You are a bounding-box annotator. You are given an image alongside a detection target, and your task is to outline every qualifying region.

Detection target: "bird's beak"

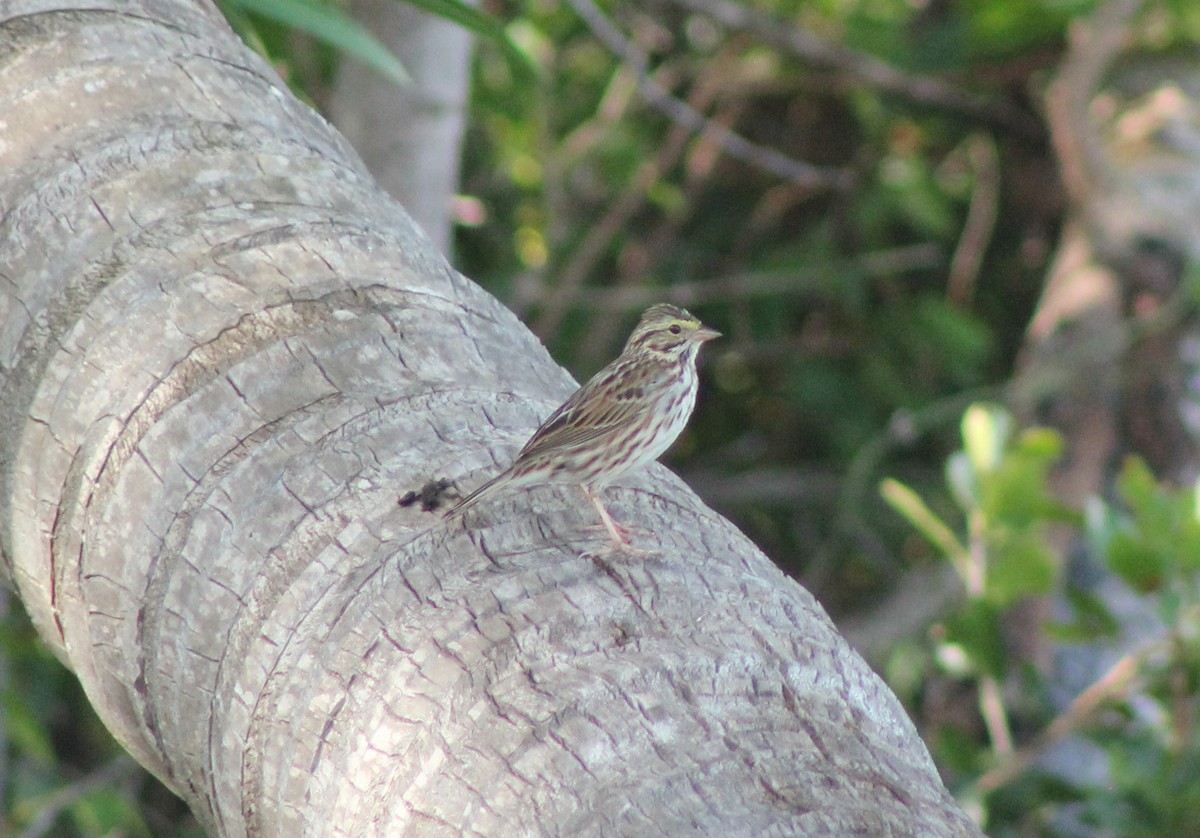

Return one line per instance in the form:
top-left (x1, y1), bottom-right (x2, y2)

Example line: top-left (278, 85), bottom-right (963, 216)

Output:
top-left (695, 325), bottom-right (721, 343)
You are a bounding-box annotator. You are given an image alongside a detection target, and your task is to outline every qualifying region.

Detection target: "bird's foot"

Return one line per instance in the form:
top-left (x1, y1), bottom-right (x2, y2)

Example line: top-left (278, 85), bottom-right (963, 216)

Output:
top-left (581, 487), bottom-right (659, 556)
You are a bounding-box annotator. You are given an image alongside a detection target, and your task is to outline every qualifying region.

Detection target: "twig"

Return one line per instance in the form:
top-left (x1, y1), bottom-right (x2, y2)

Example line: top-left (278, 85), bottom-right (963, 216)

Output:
top-left (1009, 271), bottom-right (1192, 411)
top-left (974, 645), bottom-right (1152, 793)
top-left (558, 66), bottom-right (640, 166)
top-left (979, 674), bottom-right (1015, 759)
top-left (666, 0), bottom-right (1044, 139)
top-left (573, 243), bottom-right (944, 311)
top-left (1045, 0), bottom-right (1145, 209)
top-left (574, 86), bottom-right (754, 359)
top-left (563, 0), bottom-right (850, 189)
top-left (839, 562), bottom-right (964, 663)
top-left (536, 47), bottom-right (724, 337)
top-left (947, 134), bottom-right (1001, 308)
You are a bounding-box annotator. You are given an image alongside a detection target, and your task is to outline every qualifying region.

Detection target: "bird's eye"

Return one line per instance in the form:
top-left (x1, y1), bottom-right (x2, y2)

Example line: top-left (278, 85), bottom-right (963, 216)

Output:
top-left (669, 324), bottom-right (682, 334)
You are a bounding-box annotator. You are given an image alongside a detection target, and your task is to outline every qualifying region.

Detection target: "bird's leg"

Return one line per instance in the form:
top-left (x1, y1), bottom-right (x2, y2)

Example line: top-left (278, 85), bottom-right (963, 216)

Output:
top-left (586, 487), bottom-right (629, 546)
top-left (582, 486), bottom-right (652, 555)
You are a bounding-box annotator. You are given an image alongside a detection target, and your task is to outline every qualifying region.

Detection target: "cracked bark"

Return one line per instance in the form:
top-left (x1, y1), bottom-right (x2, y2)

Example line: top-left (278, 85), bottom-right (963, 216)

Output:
top-left (0, 1), bottom-right (978, 835)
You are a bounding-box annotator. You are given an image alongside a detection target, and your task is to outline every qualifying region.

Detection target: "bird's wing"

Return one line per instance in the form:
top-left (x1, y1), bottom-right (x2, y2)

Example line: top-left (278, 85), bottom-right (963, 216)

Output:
top-left (515, 366), bottom-right (651, 461)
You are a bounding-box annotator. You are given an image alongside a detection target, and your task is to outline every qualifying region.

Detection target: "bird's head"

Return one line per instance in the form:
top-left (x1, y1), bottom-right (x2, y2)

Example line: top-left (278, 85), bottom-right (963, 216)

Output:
top-left (623, 304), bottom-right (721, 360)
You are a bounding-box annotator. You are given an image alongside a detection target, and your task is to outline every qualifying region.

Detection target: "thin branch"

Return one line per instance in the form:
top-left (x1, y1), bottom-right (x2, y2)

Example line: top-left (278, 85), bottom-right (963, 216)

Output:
top-left (573, 89), bottom-right (755, 359)
top-left (1045, 0), bottom-right (1145, 209)
top-left (979, 674), bottom-right (1015, 759)
top-left (666, 0), bottom-right (1044, 139)
top-left (947, 134), bottom-right (1001, 308)
top-left (563, 0), bottom-right (851, 190)
top-left (534, 47), bottom-right (727, 337)
top-left (839, 563), bottom-right (964, 663)
top-left (684, 465), bottom-right (843, 507)
top-left (974, 645), bottom-right (1153, 793)
top-left (573, 244), bottom-right (944, 311)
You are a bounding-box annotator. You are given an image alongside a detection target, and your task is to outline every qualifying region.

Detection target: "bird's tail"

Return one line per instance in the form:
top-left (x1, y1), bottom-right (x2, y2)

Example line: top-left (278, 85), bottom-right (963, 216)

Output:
top-left (444, 472), bottom-right (508, 519)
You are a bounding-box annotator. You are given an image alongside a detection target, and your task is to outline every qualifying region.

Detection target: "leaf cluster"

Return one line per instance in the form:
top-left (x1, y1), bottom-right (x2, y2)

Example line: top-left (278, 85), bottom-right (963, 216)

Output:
top-left (887, 405), bottom-right (1200, 834)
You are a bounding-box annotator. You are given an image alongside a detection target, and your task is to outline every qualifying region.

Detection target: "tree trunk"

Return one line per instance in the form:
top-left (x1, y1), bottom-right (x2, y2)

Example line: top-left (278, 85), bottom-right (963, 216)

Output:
top-left (328, 0), bottom-right (474, 257)
top-left (0, 1), bottom-right (977, 834)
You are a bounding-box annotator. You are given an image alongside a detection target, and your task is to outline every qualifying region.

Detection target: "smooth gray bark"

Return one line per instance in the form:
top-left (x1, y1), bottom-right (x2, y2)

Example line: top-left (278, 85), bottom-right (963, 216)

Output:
top-left (0, 1), bottom-right (978, 834)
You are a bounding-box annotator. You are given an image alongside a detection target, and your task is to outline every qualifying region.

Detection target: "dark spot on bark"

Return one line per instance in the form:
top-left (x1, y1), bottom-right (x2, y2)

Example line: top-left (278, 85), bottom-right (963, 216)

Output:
top-left (399, 478), bottom-right (458, 512)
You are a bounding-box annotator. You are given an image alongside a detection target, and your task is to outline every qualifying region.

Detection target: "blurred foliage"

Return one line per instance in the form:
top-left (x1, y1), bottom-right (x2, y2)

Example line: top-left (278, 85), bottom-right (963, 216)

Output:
top-left (887, 405), bottom-right (1200, 834)
top-left (6, 0), bottom-right (1200, 834)
top-left (0, 595), bottom-right (202, 836)
top-left (213, 0), bottom-right (532, 104)
top-left (218, 0), bottom-right (412, 84)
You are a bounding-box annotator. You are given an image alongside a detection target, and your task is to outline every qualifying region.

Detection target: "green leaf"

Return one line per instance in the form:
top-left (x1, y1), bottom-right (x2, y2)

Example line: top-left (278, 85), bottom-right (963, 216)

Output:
top-left (986, 530), bottom-right (1056, 604)
top-left (224, 0), bottom-right (411, 84)
top-left (942, 599), bottom-right (1006, 678)
top-left (913, 297), bottom-right (992, 384)
top-left (879, 152), bottom-right (959, 238)
top-left (965, 0), bottom-right (1091, 59)
top-left (216, 0), bottom-right (272, 58)
top-left (933, 723), bottom-right (986, 775)
top-left (1012, 426), bottom-right (1064, 460)
top-left (880, 477), bottom-right (967, 562)
top-left (1102, 457), bottom-right (1200, 588)
top-left (946, 450), bottom-right (978, 511)
top-left (1107, 531), bottom-right (1165, 593)
top-left (976, 424), bottom-right (1065, 526)
top-left (882, 638), bottom-right (929, 701)
top-left (962, 402), bottom-right (1012, 477)
top-left (1116, 456), bottom-right (1161, 519)
top-left (1178, 481), bottom-right (1200, 571)
top-left (1085, 494), bottom-right (1122, 556)
top-left (69, 787), bottom-right (149, 837)
top-left (985, 453), bottom-right (1056, 526)
top-left (1157, 585), bottom-right (1182, 627)
top-left (1, 689), bottom-right (56, 764)
top-left (1046, 588), bottom-right (1118, 643)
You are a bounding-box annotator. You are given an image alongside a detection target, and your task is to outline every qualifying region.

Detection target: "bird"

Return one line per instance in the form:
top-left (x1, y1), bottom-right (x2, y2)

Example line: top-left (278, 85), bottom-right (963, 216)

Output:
top-left (445, 303), bottom-right (720, 552)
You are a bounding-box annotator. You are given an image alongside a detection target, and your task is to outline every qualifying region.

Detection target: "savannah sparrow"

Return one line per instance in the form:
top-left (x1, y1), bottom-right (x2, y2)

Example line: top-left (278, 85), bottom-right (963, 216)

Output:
top-left (446, 303), bottom-right (720, 551)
